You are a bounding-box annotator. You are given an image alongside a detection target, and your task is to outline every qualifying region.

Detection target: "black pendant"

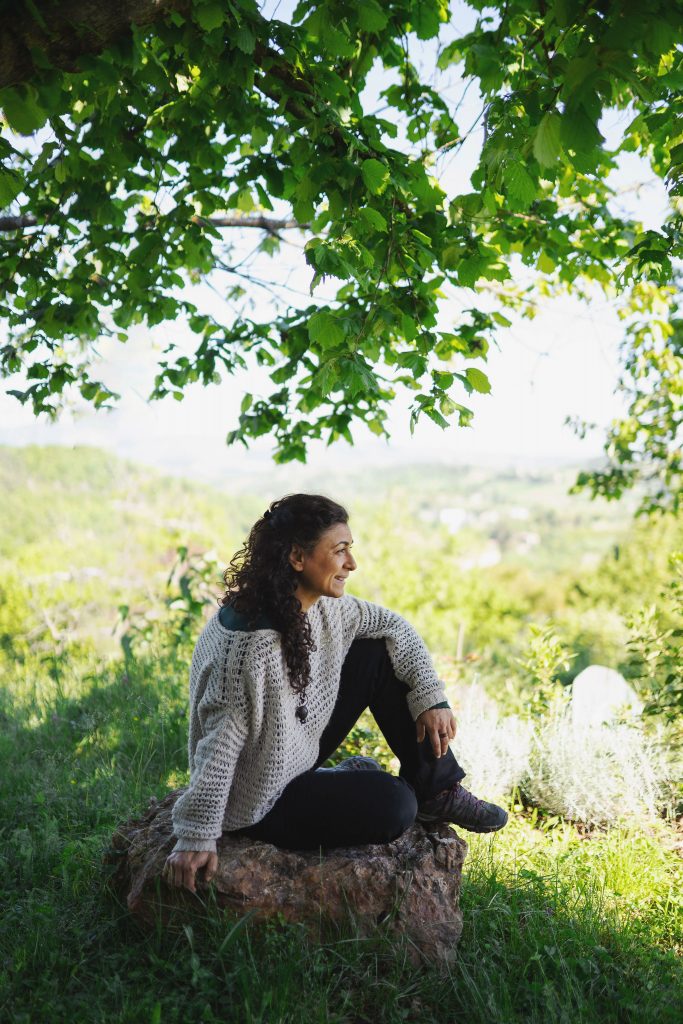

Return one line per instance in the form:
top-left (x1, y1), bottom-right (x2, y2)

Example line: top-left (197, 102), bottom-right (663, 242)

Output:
top-left (295, 704), bottom-right (308, 723)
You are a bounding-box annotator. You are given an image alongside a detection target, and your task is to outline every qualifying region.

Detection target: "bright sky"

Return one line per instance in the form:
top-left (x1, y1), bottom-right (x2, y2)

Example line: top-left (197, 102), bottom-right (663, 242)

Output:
top-left (0, 2), bottom-right (670, 488)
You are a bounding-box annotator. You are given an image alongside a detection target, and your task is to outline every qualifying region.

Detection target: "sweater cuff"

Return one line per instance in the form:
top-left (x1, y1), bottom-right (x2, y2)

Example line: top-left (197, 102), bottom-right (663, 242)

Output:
top-left (406, 685), bottom-right (448, 721)
top-left (172, 836), bottom-right (218, 854)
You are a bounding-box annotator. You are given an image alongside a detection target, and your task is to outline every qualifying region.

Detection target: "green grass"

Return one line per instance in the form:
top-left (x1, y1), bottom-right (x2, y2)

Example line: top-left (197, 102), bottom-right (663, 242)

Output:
top-left (1, 642), bottom-right (681, 1024)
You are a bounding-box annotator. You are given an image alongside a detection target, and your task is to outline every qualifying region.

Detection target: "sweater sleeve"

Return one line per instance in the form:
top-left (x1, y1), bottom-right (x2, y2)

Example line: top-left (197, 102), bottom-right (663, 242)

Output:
top-left (341, 595), bottom-right (448, 720)
top-left (171, 671), bottom-right (249, 855)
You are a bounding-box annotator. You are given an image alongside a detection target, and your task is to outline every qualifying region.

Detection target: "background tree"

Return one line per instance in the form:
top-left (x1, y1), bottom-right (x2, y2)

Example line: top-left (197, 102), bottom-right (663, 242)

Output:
top-left (1, 0), bottom-right (681, 509)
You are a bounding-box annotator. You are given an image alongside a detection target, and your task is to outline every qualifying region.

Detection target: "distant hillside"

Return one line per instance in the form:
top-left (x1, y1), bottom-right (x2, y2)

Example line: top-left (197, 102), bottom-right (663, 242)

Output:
top-left (1, 444), bottom-right (643, 573)
top-left (0, 444), bottom-right (668, 666)
top-left (1, 444), bottom-right (637, 577)
top-left (0, 446), bottom-right (268, 647)
top-left (0, 444), bottom-right (262, 564)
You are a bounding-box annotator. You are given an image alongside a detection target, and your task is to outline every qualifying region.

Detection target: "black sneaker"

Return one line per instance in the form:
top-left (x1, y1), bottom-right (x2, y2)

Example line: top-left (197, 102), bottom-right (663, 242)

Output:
top-left (417, 782), bottom-right (508, 833)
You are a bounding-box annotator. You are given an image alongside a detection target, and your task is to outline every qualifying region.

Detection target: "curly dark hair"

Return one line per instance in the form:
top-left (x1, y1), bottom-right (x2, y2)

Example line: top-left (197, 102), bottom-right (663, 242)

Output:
top-left (221, 493), bottom-right (349, 694)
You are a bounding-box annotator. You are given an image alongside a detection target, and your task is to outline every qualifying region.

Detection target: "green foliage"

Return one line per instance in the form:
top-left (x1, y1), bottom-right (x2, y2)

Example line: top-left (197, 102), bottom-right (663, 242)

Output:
top-left (0, 2), bottom-right (681, 507)
top-left (516, 623), bottom-right (575, 718)
top-left (570, 285), bottom-right (683, 515)
top-left (626, 552), bottom-right (683, 728)
top-left (118, 544), bottom-right (223, 658)
top-left (0, 573), bottom-right (35, 663)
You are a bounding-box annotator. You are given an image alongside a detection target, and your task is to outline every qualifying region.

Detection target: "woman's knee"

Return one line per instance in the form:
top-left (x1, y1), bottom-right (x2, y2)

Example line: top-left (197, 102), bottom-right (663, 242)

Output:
top-left (372, 777), bottom-right (417, 842)
top-left (342, 636), bottom-right (388, 675)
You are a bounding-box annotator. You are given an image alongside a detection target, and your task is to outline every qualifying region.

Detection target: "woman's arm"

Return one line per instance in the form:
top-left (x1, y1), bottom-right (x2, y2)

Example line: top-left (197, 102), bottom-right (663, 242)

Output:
top-left (170, 679), bottom-right (249, 855)
top-left (339, 595), bottom-right (448, 720)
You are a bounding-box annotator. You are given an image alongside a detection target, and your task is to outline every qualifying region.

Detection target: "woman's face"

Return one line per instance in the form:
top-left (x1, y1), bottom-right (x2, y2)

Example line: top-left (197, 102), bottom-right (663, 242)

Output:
top-left (289, 522), bottom-right (357, 611)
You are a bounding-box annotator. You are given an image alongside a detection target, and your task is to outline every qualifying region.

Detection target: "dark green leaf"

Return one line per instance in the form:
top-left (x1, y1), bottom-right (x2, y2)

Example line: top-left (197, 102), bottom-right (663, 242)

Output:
top-left (0, 85), bottom-right (48, 134)
top-left (308, 311), bottom-right (345, 348)
top-left (194, 3), bottom-right (225, 32)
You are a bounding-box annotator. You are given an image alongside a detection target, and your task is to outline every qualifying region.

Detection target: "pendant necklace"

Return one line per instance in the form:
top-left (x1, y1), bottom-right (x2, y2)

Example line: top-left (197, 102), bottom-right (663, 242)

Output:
top-left (295, 689), bottom-right (308, 723)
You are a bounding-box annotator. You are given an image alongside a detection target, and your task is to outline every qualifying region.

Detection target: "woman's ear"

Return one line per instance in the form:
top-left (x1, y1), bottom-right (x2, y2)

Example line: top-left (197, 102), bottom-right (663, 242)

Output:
top-left (288, 544), bottom-right (305, 572)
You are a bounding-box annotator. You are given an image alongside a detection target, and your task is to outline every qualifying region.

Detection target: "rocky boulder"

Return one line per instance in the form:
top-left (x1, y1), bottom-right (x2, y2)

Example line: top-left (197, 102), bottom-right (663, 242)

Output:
top-left (104, 788), bottom-right (467, 964)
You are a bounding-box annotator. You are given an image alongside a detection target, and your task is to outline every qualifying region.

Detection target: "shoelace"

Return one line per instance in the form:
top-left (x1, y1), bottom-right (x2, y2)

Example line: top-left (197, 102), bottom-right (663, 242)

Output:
top-left (443, 783), bottom-right (487, 819)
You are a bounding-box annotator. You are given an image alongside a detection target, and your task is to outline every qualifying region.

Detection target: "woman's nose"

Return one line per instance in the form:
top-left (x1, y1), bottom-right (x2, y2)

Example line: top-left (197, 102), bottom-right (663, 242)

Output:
top-left (346, 553), bottom-right (357, 571)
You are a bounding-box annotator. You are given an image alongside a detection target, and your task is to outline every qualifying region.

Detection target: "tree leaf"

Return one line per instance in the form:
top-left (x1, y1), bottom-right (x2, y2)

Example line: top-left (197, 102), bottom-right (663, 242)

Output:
top-left (560, 107), bottom-right (604, 154)
top-left (358, 2), bottom-right (388, 32)
top-left (537, 251), bottom-right (556, 273)
top-left (411, 228), bottom-right (432, 246)
top-left (194, 3), bottom-right (225, 32)
top-left (433, 370), bottom-right (454, 389)
top-left (465, 367), bottom-right (492, 393)
top-left (533, 112), bottom-right (562, 167)
top-left (0, 85), bottom-right (48, 134)
top-left (367, 417), bottom-right (385, 435)
top-left (0, 170), bottom-right (22, 206)
top-left (308, 311), bottom-right (345, 348)
top-left (503, 162), bottom-right (537, 208)
top-left (358, 207), bottom-right (387, 232)
top-left (361, 158), bottom-right (390, 195)
top-left (235, 25), bottom-right (256, 54)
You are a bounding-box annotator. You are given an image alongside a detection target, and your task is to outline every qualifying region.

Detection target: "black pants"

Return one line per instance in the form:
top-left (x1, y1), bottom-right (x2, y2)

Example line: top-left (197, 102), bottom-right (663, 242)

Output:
top-left (239, 638), bottom-right (465, 850)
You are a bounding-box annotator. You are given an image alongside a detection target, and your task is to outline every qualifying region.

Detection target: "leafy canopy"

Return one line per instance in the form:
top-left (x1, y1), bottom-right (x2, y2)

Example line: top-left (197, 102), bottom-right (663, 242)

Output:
top-left (0, 0), bottom-right (682, 510)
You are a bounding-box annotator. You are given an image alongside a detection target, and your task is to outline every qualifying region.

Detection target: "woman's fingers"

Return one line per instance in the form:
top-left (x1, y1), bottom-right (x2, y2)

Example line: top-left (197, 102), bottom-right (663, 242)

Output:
top-left (203, 852), bottom-right (218, 883)
top-left (416, 710), bottom-right (457, 758)
top-left (163, 851), bottom-right (216, 893)
top-left (162, 858), bottom-right (174, 886)
top-left (183, 860), bottom-right (198, 893)
top-left (429, 724), bottom-right (442, 758)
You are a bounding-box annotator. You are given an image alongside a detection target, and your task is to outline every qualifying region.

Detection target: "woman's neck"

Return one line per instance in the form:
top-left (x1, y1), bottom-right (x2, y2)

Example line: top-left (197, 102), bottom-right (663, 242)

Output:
top-left (296, 589), bottom-right (320, 613)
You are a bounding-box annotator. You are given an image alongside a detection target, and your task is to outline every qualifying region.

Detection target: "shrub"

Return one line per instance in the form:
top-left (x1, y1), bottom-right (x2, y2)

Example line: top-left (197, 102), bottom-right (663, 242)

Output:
top-left (522, 704), bottom-right (674, 826)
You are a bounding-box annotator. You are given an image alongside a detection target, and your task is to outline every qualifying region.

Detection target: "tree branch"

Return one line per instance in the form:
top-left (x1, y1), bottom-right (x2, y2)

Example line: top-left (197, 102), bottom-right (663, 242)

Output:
top-left (198, 214), bottom-right (308, 232)
top-left (0, 0), bottom-right (190, 89)
top-left (0, 213), bottom-right (307, 233)
top-left (0, 215), bottom-right (38, 231)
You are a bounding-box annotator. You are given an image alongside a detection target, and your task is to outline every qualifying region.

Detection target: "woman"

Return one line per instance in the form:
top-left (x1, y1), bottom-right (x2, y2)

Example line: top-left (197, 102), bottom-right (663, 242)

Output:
top-left (163, 494), bottom-right (507, 894)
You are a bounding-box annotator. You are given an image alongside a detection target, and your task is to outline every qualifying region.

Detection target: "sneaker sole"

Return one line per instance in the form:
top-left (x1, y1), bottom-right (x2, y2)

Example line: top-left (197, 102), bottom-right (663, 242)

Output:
top-left (416, 811), bottom-right (508, 833)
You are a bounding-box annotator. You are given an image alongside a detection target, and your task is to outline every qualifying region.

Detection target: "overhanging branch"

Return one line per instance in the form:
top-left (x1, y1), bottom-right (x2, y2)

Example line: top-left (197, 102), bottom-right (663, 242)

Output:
top-left (0, 215), bottom-right (38, 231)
top-left (0, 212), bottom-right (306, 233)
top-left (196, 214), bottom-right (308, 232)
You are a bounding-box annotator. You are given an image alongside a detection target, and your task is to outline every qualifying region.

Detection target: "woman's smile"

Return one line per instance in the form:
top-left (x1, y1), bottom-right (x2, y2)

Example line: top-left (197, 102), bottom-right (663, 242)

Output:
top-left (290, 523), bottom-right (357, 610)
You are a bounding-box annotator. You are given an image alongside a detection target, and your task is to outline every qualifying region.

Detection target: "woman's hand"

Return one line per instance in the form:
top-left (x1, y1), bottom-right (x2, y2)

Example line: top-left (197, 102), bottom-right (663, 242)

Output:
top-left (416, 708), bottom-right (457, 758)
top-left (162, 850), bottom-right (218, 894)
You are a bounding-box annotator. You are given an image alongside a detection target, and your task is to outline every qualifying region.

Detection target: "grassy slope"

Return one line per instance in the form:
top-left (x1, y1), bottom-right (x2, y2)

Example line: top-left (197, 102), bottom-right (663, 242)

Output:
top-left (1, 445), bottom-right (681, 1022)
top-left (1, 646), bottom-right (681, 1024)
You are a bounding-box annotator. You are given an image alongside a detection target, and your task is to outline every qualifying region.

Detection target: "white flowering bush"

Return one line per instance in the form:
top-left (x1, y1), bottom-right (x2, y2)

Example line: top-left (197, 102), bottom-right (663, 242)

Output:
top-left (447, 681), bottom-right (533, 801)
top-left (448, 680), bottom-right (676, 825)
top-left (523, 704), bottom-right (674, 826)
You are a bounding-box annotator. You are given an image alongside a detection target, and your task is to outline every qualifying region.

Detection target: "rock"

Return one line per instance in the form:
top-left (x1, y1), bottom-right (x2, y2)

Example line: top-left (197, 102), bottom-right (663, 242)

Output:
top-left (571, 665), bottom-right (643, 729)
top-left (104, 789), bottom-right (467, 965)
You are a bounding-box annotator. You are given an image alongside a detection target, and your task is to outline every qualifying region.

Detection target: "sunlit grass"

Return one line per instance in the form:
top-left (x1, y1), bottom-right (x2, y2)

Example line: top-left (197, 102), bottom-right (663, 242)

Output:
top-left (1, 642), bottom-right (681, 1023)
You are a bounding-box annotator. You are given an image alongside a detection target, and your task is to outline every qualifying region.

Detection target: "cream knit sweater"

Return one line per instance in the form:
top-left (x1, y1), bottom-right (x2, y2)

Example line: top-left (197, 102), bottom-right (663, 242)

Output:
top-left (171, 593), bottom-right (447, 853)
